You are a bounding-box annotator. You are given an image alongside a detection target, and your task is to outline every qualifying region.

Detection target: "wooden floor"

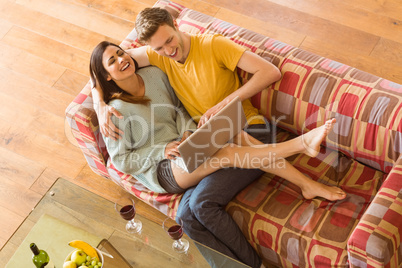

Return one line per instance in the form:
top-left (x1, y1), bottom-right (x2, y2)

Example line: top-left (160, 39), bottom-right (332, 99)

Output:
top-left (0, 0), bottom-right (401, 262)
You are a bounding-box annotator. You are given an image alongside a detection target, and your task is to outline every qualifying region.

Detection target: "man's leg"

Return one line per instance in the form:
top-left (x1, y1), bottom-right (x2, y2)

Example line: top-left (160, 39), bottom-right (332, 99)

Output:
top-left (176, 124), bottom-right (272, 268)
top-left (189, 168), bottom-right (265, 267)
top-left (177, 187), bottom-right (244, 260)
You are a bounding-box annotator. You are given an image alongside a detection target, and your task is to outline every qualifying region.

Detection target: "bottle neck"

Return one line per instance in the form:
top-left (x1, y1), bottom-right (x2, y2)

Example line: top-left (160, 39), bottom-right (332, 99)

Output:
top-left (30, 243), bottom-right (40, 255)
top-left (30, 243), bottom-right (51, 268)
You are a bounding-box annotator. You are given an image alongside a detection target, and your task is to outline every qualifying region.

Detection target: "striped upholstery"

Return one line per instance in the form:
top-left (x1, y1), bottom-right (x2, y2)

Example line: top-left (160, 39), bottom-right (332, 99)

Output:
top-left (65, 0), bottom-right (402, 267)
top-left (347, 156), bottom-right (402, 267)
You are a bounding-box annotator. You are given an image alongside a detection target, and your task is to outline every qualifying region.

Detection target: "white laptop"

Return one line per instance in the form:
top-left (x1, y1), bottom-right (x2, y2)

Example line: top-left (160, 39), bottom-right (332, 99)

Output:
top-left (177, 96), bottom-right (247, 173)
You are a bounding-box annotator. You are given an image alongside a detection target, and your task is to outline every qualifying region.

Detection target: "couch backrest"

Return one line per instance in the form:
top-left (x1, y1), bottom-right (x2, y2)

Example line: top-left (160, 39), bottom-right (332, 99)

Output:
top-left (70, 0), bottom-right (402, 174)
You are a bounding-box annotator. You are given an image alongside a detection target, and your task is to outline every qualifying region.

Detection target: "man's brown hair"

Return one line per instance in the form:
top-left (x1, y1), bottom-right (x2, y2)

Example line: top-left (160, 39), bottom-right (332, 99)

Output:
top-left (135, 7), bottom-right (175, 43)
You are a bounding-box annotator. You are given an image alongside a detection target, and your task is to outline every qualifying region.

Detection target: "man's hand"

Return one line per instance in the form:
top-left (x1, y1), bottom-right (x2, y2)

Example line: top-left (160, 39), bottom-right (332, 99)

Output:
top-left (197, 98), bottom-right (231, 128)
top-left (164, 141), bottom-right (181, 160)
top-left (91, 76), bottom-right (124, 140)
top-left (98, 102), bottom-right (124, 141)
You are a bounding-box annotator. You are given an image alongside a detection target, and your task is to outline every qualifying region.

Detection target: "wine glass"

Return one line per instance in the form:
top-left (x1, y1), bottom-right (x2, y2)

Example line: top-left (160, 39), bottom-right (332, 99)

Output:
top-left (162, 217), bottom-right (189, 253)
top-left (115, 197), bottom-right (142, 234)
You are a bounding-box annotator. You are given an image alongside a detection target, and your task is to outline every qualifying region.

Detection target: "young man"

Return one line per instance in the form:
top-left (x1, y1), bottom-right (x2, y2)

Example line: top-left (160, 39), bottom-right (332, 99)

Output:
top-left (93, 7), bottom-right (345, 268)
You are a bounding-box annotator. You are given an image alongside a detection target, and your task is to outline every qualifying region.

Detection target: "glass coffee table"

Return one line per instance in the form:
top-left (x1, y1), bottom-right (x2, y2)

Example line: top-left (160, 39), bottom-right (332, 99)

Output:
top-left (2, 178), bottom-right (250, 268)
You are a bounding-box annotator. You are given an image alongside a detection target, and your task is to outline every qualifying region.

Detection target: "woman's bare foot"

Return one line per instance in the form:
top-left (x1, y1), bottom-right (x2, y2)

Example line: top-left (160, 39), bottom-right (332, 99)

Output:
top-left (301, 118), bottom-right (336, 158)
top-left (301, 180), bottom-right (346, 201)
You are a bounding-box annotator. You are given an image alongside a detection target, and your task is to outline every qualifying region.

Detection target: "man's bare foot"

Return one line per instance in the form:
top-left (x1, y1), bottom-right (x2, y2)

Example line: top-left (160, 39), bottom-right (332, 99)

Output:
top-left (301, 180), bottom-right (346, 201)
top-left (301, 118), bottom-right (336, 158)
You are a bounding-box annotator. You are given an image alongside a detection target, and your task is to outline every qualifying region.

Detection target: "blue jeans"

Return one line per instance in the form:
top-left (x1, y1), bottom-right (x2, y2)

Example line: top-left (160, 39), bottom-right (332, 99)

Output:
top-left (176, 124), bottom-right (273, 268)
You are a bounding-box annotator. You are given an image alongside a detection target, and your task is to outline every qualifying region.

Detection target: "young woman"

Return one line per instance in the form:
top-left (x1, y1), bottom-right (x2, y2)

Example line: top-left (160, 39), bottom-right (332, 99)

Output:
top-left (90, 41), bottom-right (346, 201)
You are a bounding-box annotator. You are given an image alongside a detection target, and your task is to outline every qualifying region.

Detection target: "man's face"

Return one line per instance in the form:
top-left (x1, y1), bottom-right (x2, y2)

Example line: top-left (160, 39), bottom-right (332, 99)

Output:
top-left (146, 23), bottom-right (187, 63)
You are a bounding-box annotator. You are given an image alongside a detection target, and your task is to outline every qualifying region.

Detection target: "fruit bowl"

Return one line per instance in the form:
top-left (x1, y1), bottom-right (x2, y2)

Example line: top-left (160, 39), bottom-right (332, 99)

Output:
top-left (64, 247), bottom-right (104, 268)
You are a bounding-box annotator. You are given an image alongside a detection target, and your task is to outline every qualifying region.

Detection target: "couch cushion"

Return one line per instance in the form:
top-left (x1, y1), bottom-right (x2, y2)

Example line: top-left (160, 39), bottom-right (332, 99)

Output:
top-left (269, 51), bottom-right (402, 174)
top-left (226, 132), bottom-right (386, 267)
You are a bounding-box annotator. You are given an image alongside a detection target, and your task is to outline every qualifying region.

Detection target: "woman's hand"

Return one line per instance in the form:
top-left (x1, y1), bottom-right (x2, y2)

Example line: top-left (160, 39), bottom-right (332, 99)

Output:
top-left (164, 141), bottom-right (181, 160)
top-left (97, 102), bottom-right (124, 141)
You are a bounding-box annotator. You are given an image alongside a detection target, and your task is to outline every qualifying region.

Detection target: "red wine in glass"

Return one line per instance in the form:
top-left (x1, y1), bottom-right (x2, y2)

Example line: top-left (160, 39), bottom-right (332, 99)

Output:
top-left (115, 197), bottom-right (142, 234)
top-left (163, 217), bottom-right (189, 253)
top-left (168, 225), bottom-right (183, 240)
top-left (120, 205), bottom-right (135, 221)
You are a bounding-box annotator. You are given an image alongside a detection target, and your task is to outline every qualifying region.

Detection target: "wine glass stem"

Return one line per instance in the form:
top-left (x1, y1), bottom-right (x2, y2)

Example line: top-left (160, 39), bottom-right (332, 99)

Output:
top-left (129, 218), bottom-right (138, 227)
top-left (176, 239), bottom-right (184, 248)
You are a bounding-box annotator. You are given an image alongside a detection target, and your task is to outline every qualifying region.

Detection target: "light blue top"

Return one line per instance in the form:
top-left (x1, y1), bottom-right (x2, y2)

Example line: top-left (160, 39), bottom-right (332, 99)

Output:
top-left (103, 66), bottom-right (196, 193)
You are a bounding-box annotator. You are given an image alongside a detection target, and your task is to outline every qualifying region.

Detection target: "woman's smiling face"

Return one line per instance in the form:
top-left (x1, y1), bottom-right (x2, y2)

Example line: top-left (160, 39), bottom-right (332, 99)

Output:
top-left (103, 45), bottom-right (136, 82)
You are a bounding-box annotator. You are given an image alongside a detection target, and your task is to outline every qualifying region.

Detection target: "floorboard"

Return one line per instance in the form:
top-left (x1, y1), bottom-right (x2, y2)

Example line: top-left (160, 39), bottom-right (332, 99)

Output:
top-left (53, 69), bottom-right (90, 96)
top-left (2, 27), bottom-right (90, 76)
top-left (267, 0), bottom-right (402, 43)
top-left (0, 146), bottom-right (45, 188)
top-left (0, 0), bottom-right (401, 260)
top-left (17, 0), bottom-right (135, 41)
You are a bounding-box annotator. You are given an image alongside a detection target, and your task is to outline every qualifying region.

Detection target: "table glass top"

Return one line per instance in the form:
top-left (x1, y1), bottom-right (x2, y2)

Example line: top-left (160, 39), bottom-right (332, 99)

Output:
top-left (4, 178), bottom-right (250, 268)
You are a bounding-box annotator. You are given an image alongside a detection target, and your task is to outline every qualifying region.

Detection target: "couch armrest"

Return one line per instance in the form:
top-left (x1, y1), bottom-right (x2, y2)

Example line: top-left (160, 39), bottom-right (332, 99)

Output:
top-left (347, 157), bottom-right (402, 267)
top-left (65, 83), bottom-right (109, 177)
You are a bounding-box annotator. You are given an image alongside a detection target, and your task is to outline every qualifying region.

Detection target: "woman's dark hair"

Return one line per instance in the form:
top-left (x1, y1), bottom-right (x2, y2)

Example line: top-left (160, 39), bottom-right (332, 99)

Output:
top-left (89, 41), bottom-right (149, 104)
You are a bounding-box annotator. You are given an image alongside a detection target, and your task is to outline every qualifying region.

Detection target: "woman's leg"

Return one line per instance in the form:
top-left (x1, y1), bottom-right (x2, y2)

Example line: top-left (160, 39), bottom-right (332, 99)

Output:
top-left (172, 118), bottom-right (345, 201)
top-left (234, 119), bottom-right (345, 200)
top-left (215, 119), bottom-right (346, 200)
top-left (259, 159), bottom-right (346, 201)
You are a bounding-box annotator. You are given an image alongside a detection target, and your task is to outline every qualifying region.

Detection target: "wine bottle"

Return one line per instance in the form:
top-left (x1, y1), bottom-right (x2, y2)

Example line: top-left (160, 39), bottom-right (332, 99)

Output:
top-left (30, 243), bottom-right (55, 268)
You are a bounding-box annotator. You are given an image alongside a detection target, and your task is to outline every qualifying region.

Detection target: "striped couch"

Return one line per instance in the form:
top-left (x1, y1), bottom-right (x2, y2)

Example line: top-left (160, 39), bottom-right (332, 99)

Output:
top-left (65, 0), bottom-right (402, 267)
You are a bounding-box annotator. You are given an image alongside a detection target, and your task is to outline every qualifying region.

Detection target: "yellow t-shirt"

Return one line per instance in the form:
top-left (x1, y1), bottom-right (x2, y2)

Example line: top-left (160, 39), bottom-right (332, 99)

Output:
top-left (147, 34), bottom-right (264, 125)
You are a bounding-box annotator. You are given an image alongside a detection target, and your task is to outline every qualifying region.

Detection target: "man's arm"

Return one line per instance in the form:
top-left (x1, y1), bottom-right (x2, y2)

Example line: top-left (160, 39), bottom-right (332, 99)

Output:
top-left (126, 46), bottom-right (151, 67)
top-left (232, 51), bottom-right (281, 101)
top-left (198, 51), bottom-right (281, 127)
top-left (91, 79), bottom-right (124, 140)
top-left (92, 46), bottom-right (151, 139)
